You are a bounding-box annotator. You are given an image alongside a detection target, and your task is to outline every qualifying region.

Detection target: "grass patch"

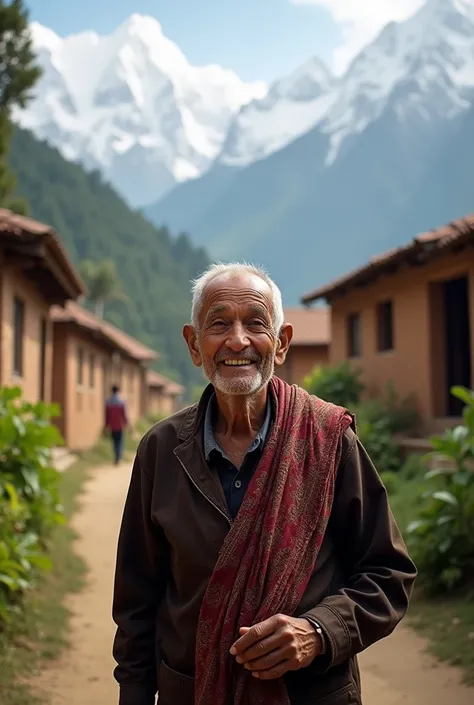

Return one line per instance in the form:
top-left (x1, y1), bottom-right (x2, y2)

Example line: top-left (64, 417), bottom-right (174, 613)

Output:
top-left (0, 438), bottom-right (135, 705)
top-left (408, 590), bottom-right (474, 684)
top-left (387, 464), bottom-right (474, 684)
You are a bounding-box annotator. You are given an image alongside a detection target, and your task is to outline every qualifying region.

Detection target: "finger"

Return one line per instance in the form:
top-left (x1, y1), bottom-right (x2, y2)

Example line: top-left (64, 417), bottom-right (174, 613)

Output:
top-left (243, 647), bottom-right (285, 672)
top-left (235, 632), bottom-right (283, 664)
top-left (230, 617), bottom-right (279, 655)
top-left (252, 659), bottom-right (294, 680)
top-left (239, 627), bottom-right (251, 634)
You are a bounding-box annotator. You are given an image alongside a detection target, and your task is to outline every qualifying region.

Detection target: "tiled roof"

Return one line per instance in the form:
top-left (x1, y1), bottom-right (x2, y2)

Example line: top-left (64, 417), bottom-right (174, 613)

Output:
top-left (147, 370), bottom-right (184, 396)
top-left (301, 214), bottom-right (474, 304)
top-left (51, 301), bottom-right (157, 362)
top-left (283, 307), bottom-right (330, 346)
top-left (0, 209), bottom-right (86, 298)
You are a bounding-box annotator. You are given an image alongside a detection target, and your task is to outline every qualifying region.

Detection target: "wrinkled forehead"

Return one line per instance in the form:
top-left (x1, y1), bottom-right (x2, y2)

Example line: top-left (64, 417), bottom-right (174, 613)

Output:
top-left (199, 272), bottom-right (273, 324)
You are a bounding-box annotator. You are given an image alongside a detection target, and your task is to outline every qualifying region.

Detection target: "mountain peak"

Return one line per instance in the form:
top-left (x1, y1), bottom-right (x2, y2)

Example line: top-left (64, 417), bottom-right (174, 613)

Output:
top-left (29, 22), bottom-right (61, 52)
top-left (115, 13), bottom-right (165, 42)
top-left (18, 15), bottom-right (267, 207)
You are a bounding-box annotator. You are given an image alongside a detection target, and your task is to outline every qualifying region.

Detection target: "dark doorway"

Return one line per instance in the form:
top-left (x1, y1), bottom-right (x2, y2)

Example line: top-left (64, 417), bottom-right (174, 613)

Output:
top-left (39, 318), bottom-right (47, 401)
top-left (444, 276), bottom-right (471, 416)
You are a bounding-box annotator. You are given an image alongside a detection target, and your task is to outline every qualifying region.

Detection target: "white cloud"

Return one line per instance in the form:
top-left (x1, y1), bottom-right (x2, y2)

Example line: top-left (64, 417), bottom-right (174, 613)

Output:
top-left (292, 0), bottom-right (425, 73)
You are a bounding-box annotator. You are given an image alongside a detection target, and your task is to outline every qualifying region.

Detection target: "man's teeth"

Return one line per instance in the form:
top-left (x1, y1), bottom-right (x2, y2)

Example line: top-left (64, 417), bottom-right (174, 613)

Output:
top-left (223, 359), bottom-right (252, 366)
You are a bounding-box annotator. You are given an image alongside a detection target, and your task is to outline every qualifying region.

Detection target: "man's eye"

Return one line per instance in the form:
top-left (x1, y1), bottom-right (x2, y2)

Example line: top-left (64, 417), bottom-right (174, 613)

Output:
top-left (248, 319), bottom-right (265, 327)
top-left (211, 320), bottom-right (226, 327)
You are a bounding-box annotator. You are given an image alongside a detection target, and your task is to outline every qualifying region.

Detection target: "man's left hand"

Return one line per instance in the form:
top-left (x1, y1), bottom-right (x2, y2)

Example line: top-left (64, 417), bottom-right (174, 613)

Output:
top-left (229, 614), bottom-right (323, 680)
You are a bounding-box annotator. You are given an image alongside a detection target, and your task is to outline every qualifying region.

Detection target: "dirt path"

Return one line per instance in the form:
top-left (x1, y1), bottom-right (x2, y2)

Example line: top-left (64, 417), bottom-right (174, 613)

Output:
top-left (32, 463), bottom-right (474, 705)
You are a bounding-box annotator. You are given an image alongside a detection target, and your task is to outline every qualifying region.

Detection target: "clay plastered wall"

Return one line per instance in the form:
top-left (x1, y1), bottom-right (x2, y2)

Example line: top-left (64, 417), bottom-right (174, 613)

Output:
top-left (278, 345), bottom-right (329, 386)
top-left (58, 329), bottom-right (111, 451)
top-left (116, 360), bottom-right (145, 427)
top-left (1, 267), bottom-right (53, 404)
top-left (148, 388), bottom-right (176, 417)
top-left (54, 328), bottom-right (147, 450)
top-left (329, 250), bottom-right (474, 428)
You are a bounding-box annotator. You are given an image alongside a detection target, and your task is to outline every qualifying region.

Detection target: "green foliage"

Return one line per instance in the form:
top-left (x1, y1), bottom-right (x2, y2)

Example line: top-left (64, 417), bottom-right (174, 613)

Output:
top-left (379, 471), bottom-right (401, 495)
top-left (79, 258), bottom-right (128, 317)
top-left (0, 0), bottom-right (41, 111)
top-left (400, 453), bottom-right (425, 481)
top-left (0, 387), bottom-right (64, 623)
top-left (0, 1), bottom-right (41, 213)
top-left (407, 386), bottom-right (474, 594)
top-left (355, 386), bottom-right (419, 473)
top-left (303, 361), bottom-right (364, 407)
top-left (8, 127), bottom-right (209, 391)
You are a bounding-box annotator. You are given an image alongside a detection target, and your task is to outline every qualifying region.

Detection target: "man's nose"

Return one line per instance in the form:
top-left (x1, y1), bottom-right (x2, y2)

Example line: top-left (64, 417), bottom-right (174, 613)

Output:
top-left (225, 322), bottom-right (250, 351)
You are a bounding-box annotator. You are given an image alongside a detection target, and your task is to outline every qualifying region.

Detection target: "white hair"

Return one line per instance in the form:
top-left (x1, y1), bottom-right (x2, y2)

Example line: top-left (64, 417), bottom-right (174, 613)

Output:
top-left (191, 261), bottom-right (284, 333)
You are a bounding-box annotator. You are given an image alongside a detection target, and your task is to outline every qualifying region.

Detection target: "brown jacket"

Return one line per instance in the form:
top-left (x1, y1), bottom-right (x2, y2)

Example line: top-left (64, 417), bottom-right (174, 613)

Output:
top-left (112, 386), bottom-right (417, 705)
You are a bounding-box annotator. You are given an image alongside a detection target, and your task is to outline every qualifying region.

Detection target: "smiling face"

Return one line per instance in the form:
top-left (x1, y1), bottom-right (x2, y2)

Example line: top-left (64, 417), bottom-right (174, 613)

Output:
top-left (184, 271), bottom-right (292, 396)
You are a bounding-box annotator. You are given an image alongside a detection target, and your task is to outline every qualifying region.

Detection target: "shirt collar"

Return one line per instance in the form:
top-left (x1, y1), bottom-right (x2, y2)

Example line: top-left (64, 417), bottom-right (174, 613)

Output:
top-left (203, 392), bottom-right (272, 461)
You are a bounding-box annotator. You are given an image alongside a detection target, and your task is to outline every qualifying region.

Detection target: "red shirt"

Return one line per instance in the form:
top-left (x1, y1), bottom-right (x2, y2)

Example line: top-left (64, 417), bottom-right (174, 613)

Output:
top-left (105, 395), bottom-right (128, 431)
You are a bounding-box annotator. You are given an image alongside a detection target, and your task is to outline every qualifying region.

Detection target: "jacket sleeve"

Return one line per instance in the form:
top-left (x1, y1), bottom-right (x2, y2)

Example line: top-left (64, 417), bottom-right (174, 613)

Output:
top-left (112, 445), bottom-right (169, 705)
top-left (302, 429), bottom-right (417, 670)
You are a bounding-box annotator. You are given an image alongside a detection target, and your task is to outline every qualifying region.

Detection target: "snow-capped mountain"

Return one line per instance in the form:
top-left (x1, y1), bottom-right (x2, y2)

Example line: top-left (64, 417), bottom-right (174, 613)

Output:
top-left (321, 0), bottom-right (474, 164)
top-left (15, 15), bottom-right (266, 207)
top-left (146, 0), bottom-right (474, 306)
top-left (218, 57), bottom-right (338, 167)
top-left (16, 0), bottom-right (474, 213)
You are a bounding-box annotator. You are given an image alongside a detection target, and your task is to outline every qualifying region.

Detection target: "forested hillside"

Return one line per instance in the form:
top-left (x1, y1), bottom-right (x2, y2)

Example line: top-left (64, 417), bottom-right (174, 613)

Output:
top-left (8, 127), bottom-right (209, 389)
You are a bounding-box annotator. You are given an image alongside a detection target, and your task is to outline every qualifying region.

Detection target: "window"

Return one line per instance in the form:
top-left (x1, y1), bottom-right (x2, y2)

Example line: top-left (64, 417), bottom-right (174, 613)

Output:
top-left (77, 346), bottom-right (84, 386)
top-left (13, 296), bottom-right (25, 377)
top-left (377, 300), bottom-right (394, 352)
top-left (347, 313), bottom-right (361, 358)
top-left (89, 353), bottom-right (95, 388)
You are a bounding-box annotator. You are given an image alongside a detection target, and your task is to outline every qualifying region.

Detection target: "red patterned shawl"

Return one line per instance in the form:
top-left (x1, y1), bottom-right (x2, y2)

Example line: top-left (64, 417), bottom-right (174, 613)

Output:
top-left (195, 376), bottom-right (352, 705)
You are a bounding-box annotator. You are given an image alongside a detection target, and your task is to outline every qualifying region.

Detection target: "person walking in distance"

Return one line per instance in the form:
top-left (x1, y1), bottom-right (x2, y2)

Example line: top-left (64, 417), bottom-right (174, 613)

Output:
top-left (105, 385), bottom-right (129, 465)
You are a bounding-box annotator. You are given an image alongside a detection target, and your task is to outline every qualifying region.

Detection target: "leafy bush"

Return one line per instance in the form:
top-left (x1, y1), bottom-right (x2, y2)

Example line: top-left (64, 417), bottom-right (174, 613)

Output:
top-left (379, 471), bottom-right (401, 495)
top-left (400, 454), bottom-right (425, 481)
top-left (407, 386), bottom-right (474, 594)
top-left (303, 361), bottom-right (364, 407)
top-left (355, 385), bottom-right (419, 473)
top-left (0, 387), bottom-right (64, 622)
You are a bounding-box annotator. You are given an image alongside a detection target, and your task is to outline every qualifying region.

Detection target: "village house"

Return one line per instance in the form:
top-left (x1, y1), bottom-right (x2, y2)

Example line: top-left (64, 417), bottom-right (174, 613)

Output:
top-left (277, 307), bottom-right (330, 385)
top-left (301, 215), bottom-right (474, 435)
top-left (0, 209), bottom-right (85, 404)
top-left (50, 302), bottom-right (157, 450)
top-left (146, 370), bottom-right (185, 417)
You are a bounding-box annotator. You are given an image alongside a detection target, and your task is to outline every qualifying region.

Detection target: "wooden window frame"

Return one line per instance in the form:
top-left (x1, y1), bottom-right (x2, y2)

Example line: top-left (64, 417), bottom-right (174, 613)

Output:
top-left (347, 312), bottom-right (361, 358)
top-left (376, 300), bottom-right (395, 352)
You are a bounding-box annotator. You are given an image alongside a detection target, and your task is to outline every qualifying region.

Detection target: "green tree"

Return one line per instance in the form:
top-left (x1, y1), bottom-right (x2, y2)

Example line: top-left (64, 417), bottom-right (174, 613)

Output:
top-left (0, 0), bottom-right (41, 212)
top-left (79, 259), bottom-right (129, 318)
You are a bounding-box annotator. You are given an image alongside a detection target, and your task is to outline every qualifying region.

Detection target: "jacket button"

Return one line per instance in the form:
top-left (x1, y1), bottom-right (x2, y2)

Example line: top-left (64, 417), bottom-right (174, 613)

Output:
top-left (235, 480), bottom-right (242, 489)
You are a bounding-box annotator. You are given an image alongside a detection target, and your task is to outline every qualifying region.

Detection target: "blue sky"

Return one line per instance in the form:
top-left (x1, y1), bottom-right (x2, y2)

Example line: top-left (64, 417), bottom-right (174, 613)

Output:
top-left (26, 1), bottom-right (425, 80)
top-left (26, 0), bottom-right (340, 81)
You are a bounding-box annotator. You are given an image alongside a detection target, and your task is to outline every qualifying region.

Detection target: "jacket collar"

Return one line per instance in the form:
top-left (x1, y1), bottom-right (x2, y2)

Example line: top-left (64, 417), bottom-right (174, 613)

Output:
top-left (177, 383), bottom-right (214, 442)
top-left (177, 380), bottom-right (278, 443)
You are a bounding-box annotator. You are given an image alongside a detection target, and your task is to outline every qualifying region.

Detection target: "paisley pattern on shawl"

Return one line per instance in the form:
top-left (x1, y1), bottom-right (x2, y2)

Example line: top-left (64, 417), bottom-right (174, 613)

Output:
top-left (195, 376), bottom-right (352, 705)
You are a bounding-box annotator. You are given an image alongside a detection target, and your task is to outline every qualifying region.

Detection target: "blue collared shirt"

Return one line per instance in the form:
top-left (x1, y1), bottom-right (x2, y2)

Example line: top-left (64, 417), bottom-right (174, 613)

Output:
top-left (203, 393), bottom-right (272, 519)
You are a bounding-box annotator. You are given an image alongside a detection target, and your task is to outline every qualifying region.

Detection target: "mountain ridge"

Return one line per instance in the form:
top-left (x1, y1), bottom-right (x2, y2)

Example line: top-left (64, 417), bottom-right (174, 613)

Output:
top-left (14, 15), bottom-right (266, 207)
top-left (146, 0), bottom-right (474, 303)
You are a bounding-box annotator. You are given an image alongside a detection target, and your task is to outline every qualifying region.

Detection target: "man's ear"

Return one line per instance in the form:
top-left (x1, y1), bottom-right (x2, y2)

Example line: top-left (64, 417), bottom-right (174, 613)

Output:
top-left (274, 323), bottom-right (293, 366)
top-left (183, 324), bottom-right (202, 367)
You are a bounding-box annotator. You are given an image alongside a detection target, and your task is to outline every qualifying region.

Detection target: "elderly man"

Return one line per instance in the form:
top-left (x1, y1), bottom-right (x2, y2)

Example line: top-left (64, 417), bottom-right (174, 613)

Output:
top-left (112, 263), bottom-right (416, 705)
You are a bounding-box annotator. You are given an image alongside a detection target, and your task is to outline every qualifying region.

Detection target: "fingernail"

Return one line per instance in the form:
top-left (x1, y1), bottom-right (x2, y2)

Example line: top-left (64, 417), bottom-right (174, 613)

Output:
top-left (236, 656), bottom-right (243, 664)
top-left (230, 647), bottom-right (237, 655)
